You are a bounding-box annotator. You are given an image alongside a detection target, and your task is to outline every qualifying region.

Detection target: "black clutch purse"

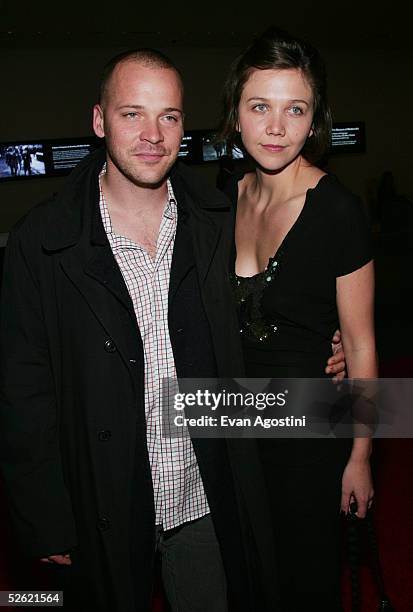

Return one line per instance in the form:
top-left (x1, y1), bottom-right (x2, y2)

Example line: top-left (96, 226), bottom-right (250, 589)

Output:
top-left (346, 501), bottom-right (395, 611)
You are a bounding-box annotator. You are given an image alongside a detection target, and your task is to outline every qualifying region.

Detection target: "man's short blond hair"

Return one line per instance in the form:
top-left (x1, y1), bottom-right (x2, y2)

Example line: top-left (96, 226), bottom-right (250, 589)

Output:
top-left (99, 48), bottom-right (184, 105)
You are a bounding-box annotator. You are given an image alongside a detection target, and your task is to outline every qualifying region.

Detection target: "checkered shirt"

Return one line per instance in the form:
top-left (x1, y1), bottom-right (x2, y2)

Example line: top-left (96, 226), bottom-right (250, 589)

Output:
top-left (99, 166), bottom-right (210, 529)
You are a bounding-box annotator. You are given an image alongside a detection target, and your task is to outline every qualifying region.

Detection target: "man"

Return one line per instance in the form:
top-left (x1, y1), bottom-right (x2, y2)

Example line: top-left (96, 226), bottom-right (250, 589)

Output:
top-left (0, 49), bottom-right (345, 612)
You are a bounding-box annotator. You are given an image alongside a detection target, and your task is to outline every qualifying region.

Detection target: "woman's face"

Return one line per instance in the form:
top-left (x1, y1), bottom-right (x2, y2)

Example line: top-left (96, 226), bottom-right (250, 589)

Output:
top-left (237, 68), bottom-right (315, 171)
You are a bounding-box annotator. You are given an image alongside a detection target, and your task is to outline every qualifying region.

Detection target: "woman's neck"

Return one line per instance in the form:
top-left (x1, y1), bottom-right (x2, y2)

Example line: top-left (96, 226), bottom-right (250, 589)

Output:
top-left (252, 156), bottom-right (317, 205)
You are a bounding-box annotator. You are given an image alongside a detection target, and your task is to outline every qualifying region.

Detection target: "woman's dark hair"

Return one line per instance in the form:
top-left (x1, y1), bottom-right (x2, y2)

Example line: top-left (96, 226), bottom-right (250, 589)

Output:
top-left (218, 26), bottom-right (332, 166)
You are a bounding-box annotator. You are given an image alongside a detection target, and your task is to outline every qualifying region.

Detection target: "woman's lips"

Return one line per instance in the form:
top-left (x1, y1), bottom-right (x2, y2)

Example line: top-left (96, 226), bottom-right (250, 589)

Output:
top-left (261, 144), bottom-right (286, 152)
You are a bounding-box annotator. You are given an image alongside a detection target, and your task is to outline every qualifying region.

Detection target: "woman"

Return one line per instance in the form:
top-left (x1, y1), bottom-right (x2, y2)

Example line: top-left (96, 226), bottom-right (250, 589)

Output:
top-left (219, 27), bottom-right (377, 611)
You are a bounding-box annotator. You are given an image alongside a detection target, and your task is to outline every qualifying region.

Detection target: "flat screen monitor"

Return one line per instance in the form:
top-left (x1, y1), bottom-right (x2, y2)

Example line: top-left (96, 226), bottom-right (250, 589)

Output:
top-left (330, 122), bottom-right (365, 154)
top-left (177, 130), bottom-right (245, 164)
top-left (0, 137), bottom-right (102, 182)
top-left (200, 131), bottom-right (245, 162)
top-left (177, 130), bottom-right (201, 164)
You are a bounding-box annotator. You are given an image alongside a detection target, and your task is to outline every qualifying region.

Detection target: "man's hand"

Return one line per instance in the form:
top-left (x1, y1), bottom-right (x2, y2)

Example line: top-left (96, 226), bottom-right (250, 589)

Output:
top-left (326, 329), bottom-right (346, 381)
top-left (40, 553), bottom-right (72, 565)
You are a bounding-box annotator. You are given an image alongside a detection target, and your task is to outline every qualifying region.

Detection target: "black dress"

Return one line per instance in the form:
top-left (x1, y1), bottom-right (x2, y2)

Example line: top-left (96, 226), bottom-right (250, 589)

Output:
top-left (226, 173), bottom-right (373, 612)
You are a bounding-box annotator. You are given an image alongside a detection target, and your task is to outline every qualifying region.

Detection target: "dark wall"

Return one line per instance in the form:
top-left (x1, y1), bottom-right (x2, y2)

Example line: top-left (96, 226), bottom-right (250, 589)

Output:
top-left (0, 248), bottom-right (4, 276)
top-left (1, 44), bottom-right (413, 231)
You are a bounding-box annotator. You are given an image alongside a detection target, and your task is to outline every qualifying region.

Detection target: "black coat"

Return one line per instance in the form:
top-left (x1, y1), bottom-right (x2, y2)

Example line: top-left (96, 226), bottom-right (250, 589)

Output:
top-left (0, 148), bottom-right (277, 611)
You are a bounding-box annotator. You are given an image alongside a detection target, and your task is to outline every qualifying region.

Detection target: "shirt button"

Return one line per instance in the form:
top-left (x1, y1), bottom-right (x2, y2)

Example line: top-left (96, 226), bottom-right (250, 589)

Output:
top-left (98, 430), bottom-right (111, 442)
top-left (97, 517), bottom-right (110, 531)
top-left (104, 338), bottom-right (116, 353)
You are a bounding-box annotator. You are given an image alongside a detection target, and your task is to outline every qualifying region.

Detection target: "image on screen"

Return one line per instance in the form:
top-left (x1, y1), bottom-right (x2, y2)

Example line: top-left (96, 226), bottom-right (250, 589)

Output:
top-left (0, 143), bottom-right (46, 179)
top-left (202, 133), bottom-right (227, 161)
top-left (231, 144), bottom-right (244, 159)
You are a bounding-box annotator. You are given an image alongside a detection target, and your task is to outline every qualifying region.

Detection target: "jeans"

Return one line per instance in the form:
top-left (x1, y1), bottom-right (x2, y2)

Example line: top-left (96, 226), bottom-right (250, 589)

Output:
top-left (155, 514), bottom-right (228, 612)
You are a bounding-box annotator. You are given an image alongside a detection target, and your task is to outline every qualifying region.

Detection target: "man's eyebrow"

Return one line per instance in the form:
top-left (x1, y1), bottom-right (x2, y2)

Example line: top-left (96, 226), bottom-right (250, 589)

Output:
top-left (163, 107), bottom-right (184, 115)
top-left (117, 104), bottom-right (183, 115)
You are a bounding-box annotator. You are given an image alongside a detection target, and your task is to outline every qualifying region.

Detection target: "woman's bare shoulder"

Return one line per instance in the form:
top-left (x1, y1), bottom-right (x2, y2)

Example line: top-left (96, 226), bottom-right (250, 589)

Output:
top-left (301, 165), bottom-right (327, 191)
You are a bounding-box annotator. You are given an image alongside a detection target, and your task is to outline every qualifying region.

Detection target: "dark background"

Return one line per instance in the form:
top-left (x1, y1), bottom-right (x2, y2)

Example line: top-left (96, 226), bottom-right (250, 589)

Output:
top-left (1, 1), bottom-right (413, 229)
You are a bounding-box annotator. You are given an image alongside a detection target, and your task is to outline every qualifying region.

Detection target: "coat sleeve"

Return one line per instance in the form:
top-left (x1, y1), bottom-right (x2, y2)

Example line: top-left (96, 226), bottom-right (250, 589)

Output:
top-left (0, 227), bottom-right (77, 557)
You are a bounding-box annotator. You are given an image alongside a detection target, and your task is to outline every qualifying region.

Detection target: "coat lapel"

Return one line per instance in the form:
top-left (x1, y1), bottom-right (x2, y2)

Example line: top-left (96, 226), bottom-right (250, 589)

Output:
top-left (170, 165), bottom-right (227, 288)
top-left (188, 202), bottom-right (222, 286)
top-left (42, 147), bottom-right (143, 375)
top-left (59, 244), bottom-right (143, 379)
top-left (168, 209), bottom-right (194, 305)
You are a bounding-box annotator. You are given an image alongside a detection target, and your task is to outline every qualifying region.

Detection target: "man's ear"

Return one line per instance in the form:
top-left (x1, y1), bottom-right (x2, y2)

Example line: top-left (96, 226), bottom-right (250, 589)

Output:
top-left (93, 104), bottom-right (105, 139)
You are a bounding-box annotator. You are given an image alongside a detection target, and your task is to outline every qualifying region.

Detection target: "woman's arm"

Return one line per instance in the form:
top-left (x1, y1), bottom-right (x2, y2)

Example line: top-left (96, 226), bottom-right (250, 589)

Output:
top-left (336, 260), bottom-right (378, 517)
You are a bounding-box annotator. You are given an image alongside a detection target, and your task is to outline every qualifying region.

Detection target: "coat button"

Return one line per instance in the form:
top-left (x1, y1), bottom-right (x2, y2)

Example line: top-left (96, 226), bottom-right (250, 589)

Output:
top-left (97, 517), bottom-right (110, 531)
top-left (104, 338), bottom-right (116, 353)
top-left (98, 430), bottom-right (111, 441)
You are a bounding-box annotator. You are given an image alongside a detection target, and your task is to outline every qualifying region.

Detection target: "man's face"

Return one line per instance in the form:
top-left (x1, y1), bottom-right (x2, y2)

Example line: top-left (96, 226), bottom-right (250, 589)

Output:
top-left (93, 60), bottom-right (184, 187)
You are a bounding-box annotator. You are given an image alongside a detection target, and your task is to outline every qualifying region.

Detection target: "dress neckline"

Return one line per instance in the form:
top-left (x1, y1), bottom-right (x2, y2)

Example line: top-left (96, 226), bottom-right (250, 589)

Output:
top-left (233, 173), bottom-right (331, 280)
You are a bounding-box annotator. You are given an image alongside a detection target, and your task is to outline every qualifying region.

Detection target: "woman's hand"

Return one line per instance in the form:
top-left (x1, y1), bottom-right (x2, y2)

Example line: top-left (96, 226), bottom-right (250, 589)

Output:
top-left (341, 457), bottom-right (374, 518)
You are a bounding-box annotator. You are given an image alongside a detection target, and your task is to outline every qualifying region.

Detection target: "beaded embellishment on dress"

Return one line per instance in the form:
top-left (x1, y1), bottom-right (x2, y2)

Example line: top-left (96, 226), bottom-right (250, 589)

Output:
top-left (230, 251), bottom-right (283, 342)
